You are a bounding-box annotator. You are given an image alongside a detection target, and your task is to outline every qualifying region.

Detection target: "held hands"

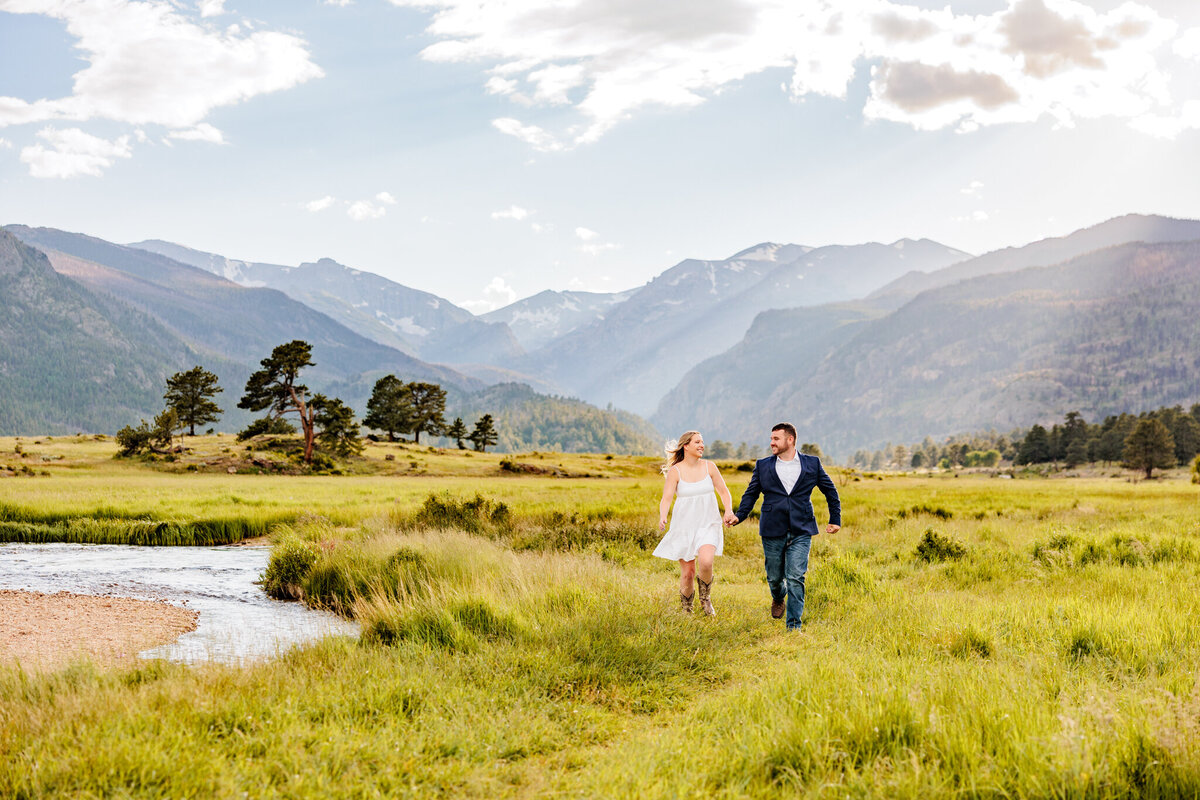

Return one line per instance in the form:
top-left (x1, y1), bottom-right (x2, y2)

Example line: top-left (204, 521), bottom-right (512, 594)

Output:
top-left (826, 524), bottom-right (841, 534)
top-left (723, 511), bottom-right (739, 526)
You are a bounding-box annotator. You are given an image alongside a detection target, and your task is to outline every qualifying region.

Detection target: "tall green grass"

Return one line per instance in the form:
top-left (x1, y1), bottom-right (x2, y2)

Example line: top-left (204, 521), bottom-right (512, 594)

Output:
top-left (3, 473), bottom-right (1200, 796)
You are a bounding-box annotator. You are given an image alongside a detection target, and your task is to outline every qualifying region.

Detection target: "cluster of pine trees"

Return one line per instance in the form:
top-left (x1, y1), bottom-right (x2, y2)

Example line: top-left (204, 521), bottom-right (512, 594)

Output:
top-left (849, 435), bottom-right (1015, 472)
top-left (1014, 405), bottom-right (1200, 477)
top-left (362, 374), bottom-right (497, 452)
top-left (115, 339), bottom-right (500, 463)
top-left (847, 403), bottom-right (1200, 478)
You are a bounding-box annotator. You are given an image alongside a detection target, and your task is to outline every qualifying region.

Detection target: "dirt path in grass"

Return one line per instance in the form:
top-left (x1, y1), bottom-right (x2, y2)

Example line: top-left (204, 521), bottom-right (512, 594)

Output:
top-left (0, 590), bottom-right (198, 672)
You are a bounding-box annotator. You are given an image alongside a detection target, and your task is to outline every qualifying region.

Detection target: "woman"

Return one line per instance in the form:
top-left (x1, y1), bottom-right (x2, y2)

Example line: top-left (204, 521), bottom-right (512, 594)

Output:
top-left (654, 431), bottom-right (736, 615)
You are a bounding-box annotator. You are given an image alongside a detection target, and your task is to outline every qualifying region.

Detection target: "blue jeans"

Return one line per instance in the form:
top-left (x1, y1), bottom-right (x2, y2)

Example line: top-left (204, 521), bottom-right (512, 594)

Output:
top-left (762, 533), bottom-right (812, 630)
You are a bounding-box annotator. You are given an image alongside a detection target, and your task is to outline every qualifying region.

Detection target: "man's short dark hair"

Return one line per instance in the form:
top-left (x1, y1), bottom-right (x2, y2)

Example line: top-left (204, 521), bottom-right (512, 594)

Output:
top-left (771, 422), bottom-right (797, 441)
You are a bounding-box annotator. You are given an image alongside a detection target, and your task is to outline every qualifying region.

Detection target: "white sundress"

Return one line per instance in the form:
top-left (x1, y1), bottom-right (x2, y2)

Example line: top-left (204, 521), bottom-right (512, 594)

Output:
top-left (653, 463), bottom-right (725, 561)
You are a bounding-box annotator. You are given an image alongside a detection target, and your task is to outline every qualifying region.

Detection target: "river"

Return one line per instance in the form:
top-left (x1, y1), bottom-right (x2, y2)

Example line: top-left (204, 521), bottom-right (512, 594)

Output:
top-left (0, 542), bottom-right (358, 665)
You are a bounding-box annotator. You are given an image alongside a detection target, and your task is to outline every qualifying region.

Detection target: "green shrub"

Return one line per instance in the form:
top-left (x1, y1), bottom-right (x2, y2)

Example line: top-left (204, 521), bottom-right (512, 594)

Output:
top-left (410, 493), bottom-right (512, 534)
top-left (914, 529), bottom-right (967, 562)
top-left (114, 421), bottom-right (154, 456)
top-left (262, 535), bottom-right (318, 599)
top-left (236, 417), bottom-right (296, 441)
top-left (896, 504), bottom-right (953, 520)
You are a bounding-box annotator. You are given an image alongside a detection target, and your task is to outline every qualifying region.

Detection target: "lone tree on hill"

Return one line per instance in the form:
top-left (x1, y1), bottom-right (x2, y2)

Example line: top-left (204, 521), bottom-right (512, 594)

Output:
top-left (363, 375), bottom-right (412, 442)
top-left (312, 394), bottom-right (363, 457)
top-left (164, 366), bottom-right (223, 436)
top-left (407, 382), bottom-right (447, 444)
top-left (468, 414), bottom-right (498, 452)
top-left (238, 340), bottom-right (318, 463)
top-left (445, 417), bottom-right (468, 450)
top-left (1123, 418), bottom-right (1175, 479)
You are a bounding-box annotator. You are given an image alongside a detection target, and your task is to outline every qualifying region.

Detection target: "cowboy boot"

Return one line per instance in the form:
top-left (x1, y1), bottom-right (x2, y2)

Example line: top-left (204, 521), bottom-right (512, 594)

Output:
top-left (697, 576), bottom-right (716, 617)
top-left (679, 587), bottom-right (695, 613)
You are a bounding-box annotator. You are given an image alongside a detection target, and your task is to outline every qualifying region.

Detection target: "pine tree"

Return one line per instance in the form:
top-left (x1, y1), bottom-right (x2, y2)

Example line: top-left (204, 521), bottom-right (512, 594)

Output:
top-left (445, 417), bottom-right (468, 450)
top-left (363, 375), bottom-right (412, 442)
top-left (238, 340), bottom-right (318, 463)
top-left (163, 366), bottom-right (223, 436)
top-left (1064, 437), bottom-right (1089, 469)
top-left (407, 382), bottom-right (447, 444)
top-left (312, 394), bottom-right (363, 457)
top-left (1123, 418), bottom-right (1175, 479)
top-left (1015, 425), bottom-right (1051, 465)
top-left (468, 414), bottom-right (498, 452)
top-left (152, 407), bottom-right (181, 450)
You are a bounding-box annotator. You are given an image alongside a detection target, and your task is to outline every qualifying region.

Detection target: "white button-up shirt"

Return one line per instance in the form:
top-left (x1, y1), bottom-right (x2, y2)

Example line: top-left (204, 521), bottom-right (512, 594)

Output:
top-left (775, 452), bottom-right (803, 494)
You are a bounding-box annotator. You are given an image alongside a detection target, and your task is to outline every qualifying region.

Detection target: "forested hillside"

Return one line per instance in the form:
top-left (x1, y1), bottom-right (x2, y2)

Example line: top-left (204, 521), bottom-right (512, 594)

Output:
top-left (0, 231), bottom-right (198, 434)
top-left (446, 383), bottom-right (660, 454)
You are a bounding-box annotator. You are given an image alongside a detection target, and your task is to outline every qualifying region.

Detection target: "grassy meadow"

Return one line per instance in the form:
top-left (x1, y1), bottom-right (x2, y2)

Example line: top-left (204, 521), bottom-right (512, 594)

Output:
top-left (2, 435), bottom-right (1200, 797)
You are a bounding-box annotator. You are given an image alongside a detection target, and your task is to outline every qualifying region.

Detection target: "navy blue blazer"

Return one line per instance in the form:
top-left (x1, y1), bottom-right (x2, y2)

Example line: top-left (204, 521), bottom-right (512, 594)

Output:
top-left (734, 453), bottom-right (841, 539)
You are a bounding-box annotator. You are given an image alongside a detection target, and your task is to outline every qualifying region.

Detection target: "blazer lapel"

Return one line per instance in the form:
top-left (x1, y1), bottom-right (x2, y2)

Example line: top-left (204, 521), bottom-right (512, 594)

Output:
top-left (786, 454), bottom-right (805, 495)
top-left (766, 454), bottom-right (787, 493)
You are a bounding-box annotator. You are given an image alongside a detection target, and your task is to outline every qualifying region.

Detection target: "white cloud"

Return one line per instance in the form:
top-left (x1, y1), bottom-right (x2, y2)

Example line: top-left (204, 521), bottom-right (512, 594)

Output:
top-left (579, 241), bottom-right (620, 256)
top-left (305, 195), bottom-right (337, 213)
top-left (954, 209), bottom-right (991, 223)
top-left (530, 222), bottom-right (547, 233)
top-left (0, 137), bottom-right (11, 149)
top-left (960, 180), bottom-right (984, 196)
top-left (197, 0), bottom-right (225, 18)
top-left (1129, 99), bottom-right (1200, 139)
top-left (492, 117), bottom-right (563, 151)
top-left (1174, 27), bottom-right (1200, 60)
top-left (325, 0), bottom-right (354, 6)
top-left (303, 192), bottom-right (397, 218)
top-left (460, 276), bottom-right (518, 313)
top-left (573, 226), bottom-right (618, 254)
top-left (347, 199), bottom-right (387, 221)
top-left (20, 126), bottom-right (132, 178)
top-left (0, 1), bottom-right (323, 135)
top-left (167, 122), bottom-right (225, 143)
top-left (393, 0), bottom-right (1194, 146)
top-left (491, 205), bottom-right (530, 220)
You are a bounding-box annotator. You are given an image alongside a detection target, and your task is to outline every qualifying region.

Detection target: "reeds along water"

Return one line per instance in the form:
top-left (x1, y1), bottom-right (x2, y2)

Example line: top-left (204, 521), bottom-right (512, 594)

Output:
top-left (0, 517), bottom-right (276, 546)
top-left (0, 501), bottom-right (286, 545)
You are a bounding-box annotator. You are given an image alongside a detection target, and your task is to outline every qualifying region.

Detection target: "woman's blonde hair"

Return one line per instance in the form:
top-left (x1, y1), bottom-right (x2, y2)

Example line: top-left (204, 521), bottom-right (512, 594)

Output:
top-left (662, 430), bottom-right (700, 475)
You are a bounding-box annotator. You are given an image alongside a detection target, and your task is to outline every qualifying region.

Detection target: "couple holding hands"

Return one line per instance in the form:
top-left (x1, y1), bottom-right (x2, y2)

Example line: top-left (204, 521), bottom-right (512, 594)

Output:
top-left (655, 423), bottom-right (841, 630)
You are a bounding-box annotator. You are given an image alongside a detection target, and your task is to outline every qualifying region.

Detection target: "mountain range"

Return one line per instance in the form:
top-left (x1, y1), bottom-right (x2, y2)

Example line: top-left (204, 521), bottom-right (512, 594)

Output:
top-left (0, 227), bottom-right (651, 451)
top-left (657, 215), bottom-right (1200, 454)
top-left (509, 238), bottom-right (971, 416)
top-left (5, 213), bottom-right (1200, 457)
top-left (128, 239), bottom-right (522, 369)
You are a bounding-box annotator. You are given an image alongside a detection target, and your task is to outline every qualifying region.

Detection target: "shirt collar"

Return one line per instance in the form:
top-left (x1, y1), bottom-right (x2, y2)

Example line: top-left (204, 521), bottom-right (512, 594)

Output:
top-left (779, 452), bottom-right (801, 463)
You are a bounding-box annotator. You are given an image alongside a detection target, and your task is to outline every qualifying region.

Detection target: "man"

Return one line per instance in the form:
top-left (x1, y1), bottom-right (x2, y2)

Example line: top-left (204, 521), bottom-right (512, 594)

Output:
top-left (728, 423), bottom-right (841, 630)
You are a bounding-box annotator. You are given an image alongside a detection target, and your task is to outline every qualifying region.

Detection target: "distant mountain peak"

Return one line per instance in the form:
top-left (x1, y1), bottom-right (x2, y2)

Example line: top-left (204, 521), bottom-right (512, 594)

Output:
top-left (728, 242), bottom-right (813, 262)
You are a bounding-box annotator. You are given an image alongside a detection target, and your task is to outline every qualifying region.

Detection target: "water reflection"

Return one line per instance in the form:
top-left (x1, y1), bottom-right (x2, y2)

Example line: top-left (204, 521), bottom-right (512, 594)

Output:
top-left (0, 543), bottom-right (358, 665)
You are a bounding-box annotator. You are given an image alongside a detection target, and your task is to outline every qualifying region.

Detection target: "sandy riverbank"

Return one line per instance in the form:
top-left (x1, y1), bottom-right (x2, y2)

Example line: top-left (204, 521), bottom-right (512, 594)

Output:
top-left (0, 590), bottom-right (199, 672)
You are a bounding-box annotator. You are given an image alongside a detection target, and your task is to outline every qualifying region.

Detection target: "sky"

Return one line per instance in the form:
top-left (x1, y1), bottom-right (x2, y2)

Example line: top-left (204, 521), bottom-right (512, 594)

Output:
top-left (2, 0), bottom-right (1200, 312)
